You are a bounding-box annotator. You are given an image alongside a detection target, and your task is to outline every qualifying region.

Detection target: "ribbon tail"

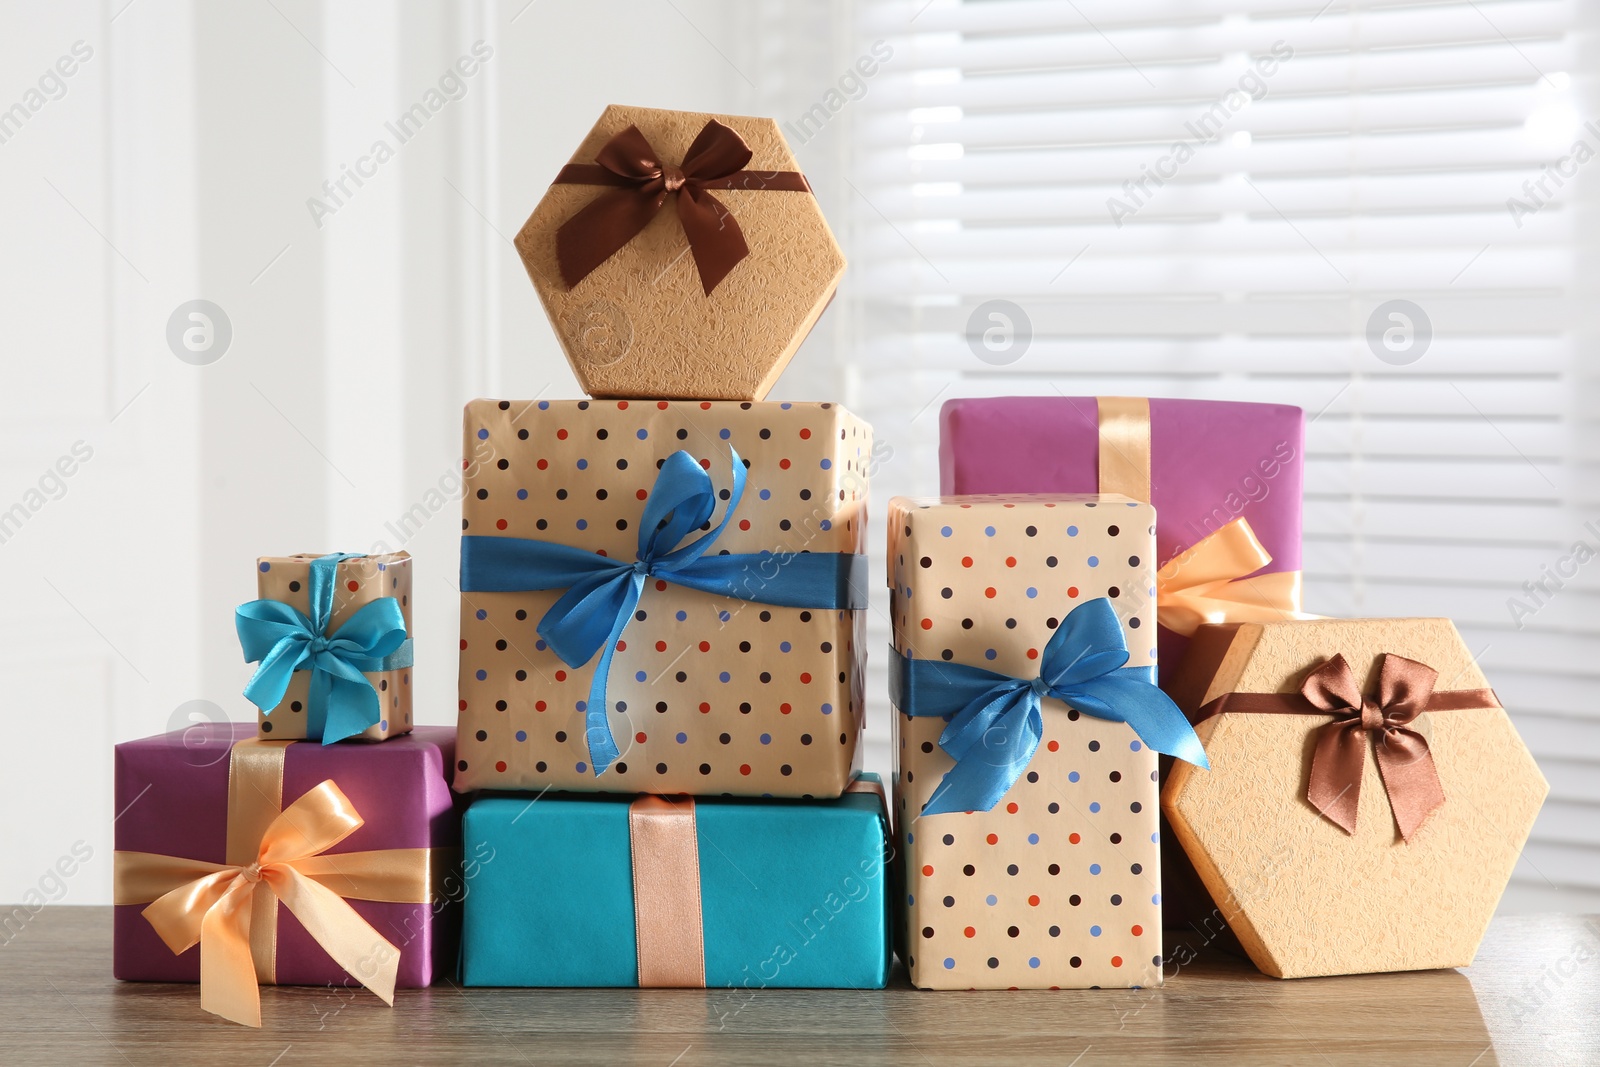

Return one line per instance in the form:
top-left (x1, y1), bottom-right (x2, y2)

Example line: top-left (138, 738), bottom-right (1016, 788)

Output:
top-left (582, 571), bottom-right (645, 775)
top-left (923, 690), bottom-right (1041, 816)
top-left (1373, 729), bottom-right (1446, 843)
top-left (271, 866), bottom-right (399, 1008)
top-left (317, 671), bottom-right (382, 745)
top-left (1307, 720), bottom-right (1368, 835)
top-left (1063, 670), bottom-right (1209, 769)
top-left (240, 635), bottom-right (308, 713)
top-left (556, 184), bottom-right (664, 288)
top-left (678, 187), bottom-right (748, 295)
top-left (197, 877), bottom-right (262, 1028)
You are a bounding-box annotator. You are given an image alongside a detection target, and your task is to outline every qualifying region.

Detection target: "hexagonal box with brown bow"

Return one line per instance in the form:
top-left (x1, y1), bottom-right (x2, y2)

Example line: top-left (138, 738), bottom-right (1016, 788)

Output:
top-left (514, 104), bottom-right (845, 401)
top-left (1162, 617), bottom-right (1547, 979)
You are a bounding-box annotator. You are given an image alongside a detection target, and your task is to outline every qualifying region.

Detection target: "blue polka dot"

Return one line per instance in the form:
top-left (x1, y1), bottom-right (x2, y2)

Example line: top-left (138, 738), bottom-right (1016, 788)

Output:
top-left (821, 703), bottom-right (833, 715)
top-left (1028, 957), bottom-right (1041, 968)
top-left (1153, 893), bottom-right (1162, 905)
top-left (1130, 740), bottom-right (1142, 751)
top-left (984, 526), bottom-right (996, 537)
top-left (635, 671), bottom-right (647, 682)
top-left (535, 639), bottom-right (547, 651)
top-left (1151, 832), bottom-right (1160, 843)
top-left (1089, 801), bottom-right (1101, 813)
top-left (985, 894), bottom-right (998, 906)
top-left (637, 429), bottom-right (648, 440)
top-left (719, 611), bottom-right (731, 622)
top-left (379, 719), bottom-right (388, 731)
top-left (517, 488), bottom-right (528, 500)
top-left (940, 526), bottom-right (953, 537)
top-left (819, 519), bottom-right (831, 531)
top-left (475, 669), bottom-right (486, 681)
top-left (944, 958), bottom-right (956, 970)
top-left (985, 649), bottom-right (997, 660)
top-left (907, 832), bottom-right (914, 844)
top-left (576, 519), bottom-right (588, 530)
top-left (820, 458), bottom-right (832, 469)
top-left (719, 671), bottom-right (731, 683)
top-left (760, 733), bottom-right (772, 745)
top-left (780, 641), bottom-right (792, 653)
top-left (781, 402), bottom-right (793, 410)
top-left (1090, 864), bottom-right (1102, 875)
top-left (576, 700), bottom-right (587, 712)
top-left (576, 762), bottom-right (587, 774)
top-left (476, 609), bottom-right (488, 620)
top-left (1028, 833), bottom-right (1039, 844)
top-left (676, 732), bottom-right (688, 744)
top-left (258, 561), bottom-right (271, 572)
top-left (1068, 771), bottom-right (1080, 783)
top-left (576, 458), bottom-right (588, 470)
top-left (759, 488), bottom-right (771, 500)
top-left (537, 400), bottom-right (549, 410)
top-left (1091, 925), bottom-right (1102, 937)
top-left (1067, 525), bottom-right (1079, 536)
top-left (1026, 587), bottom-right (1038, 598)
top-left (719, 428), bottom-right (731, 439)
top-left (908, 895), bottom-right (915, 906)
top-left (1087, 555), bottom-right (1099, 567)
top-left (676, 610), bottom-right (688, 621)
top-left (515, 730), bottom-right (527, 742)
top-left (477, 428), bottom-right (488, 439)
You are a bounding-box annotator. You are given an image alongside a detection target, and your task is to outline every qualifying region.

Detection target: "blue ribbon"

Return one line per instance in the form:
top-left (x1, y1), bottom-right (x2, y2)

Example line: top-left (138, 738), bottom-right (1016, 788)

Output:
top-left (459, 448), bottom-right (868, 776)
top-left (236, 552), bottom-right (412, 744)
top-left (891, 596), bottom-right (1208, 815)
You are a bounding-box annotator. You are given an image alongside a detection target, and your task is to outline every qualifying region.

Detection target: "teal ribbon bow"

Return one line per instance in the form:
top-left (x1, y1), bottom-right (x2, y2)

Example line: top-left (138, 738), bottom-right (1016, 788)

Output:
top-left (236, 552), bottom-right (412, 744)
top-left (891, 596), bottom-right (1207, 815)
top-left (459, 448), bottom-right (867, 776)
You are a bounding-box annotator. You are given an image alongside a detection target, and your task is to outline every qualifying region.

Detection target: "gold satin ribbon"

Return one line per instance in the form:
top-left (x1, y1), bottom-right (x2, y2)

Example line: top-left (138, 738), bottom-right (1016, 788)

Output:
top-left (113, 738), bottom-right (437, 1027)
top-left (1095, 396), bottom-right (1307, 632)
top-left (629, 795), bottom-right (706, 988)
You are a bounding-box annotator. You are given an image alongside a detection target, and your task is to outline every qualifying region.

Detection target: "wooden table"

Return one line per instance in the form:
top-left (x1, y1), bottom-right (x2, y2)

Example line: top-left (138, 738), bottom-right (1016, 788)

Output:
top-left (3, 908), bottom-right (1596, 1065)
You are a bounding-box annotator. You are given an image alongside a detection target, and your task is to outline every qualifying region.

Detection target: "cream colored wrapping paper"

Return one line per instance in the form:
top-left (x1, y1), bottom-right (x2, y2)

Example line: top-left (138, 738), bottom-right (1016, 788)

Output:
top-left (456, 399), bottom-right (874, 798)
top-left (254, 553), bottom-right (413, 742)
top-left (890, 494), bottom-right (1164, 990)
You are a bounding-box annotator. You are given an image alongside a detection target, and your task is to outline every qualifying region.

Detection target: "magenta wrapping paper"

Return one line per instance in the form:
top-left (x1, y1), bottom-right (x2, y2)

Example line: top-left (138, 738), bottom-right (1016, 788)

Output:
top-left (939, 396), bottom-right (1304, 680)
top-left (112, 723), bottom-right (461, 988)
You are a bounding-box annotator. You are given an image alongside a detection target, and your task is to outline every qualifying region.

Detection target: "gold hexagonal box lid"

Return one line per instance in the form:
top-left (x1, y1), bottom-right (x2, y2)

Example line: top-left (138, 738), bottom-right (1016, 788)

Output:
top-left (514, 104), bottom-right (845, 401)
top-left (1162, 618), bottom-right (1547, 979)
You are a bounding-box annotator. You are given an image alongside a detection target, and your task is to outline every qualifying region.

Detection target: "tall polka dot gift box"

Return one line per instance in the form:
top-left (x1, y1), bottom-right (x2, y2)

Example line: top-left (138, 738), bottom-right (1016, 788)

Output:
top-left (456, 399), bottom-right (875, 798)
top-left (889, 495), bottom-right (1167, 990)
top-left (250, 552), bottom-right (414, 742)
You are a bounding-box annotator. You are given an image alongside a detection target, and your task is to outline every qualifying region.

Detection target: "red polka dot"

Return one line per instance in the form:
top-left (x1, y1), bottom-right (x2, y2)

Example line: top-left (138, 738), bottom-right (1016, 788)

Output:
top-left (1005, 556), bottom-right (1017, 567)
top-left (462, 459), bottom-right (469, 470)
top-left (458, 700), bottom-right (467, 711)
top-left (921, 865), bottom-right (934, 876)
top-left (496, 519), bottom-right (508, 530)
top-left (1047, 740), bottom-right (1060, 752)
top-left (1131, 925), bottom-right (1144, 936)
top-left (346, 580), bottom-right (359, 592)
top-left (699, 702), bottom-right (711, 714)
top-left (799, 672), bottom-right (812, 684)
top-left (615, 640), bottom-right (626, 652)
top-left (617, 400), bottom-right (629, 409)
top-left (1028, 895), bottom-right (1040, 907)
top-left (780, 703), bottom-right (792, 714)
top-left (655, 580), bottom-right (668, 591)
top-left (535, 700), bottom-right (547, 712)
top-left (984, 587), bottom-right (997, 598)
top-left (986, 833), bottom-right (998, 845)
top-left (1068, 586), bottom-right (1079, 598)
top-left (739, 519), bottom-right (751, 530)
top-left (537, 458), bottom-right (548, 470)
top-left (657, 401), bottom-right (669, 409)
top-left (637, 488), bottom-right (648, 500)
top-left (655, 641), bottom-right (668, 652)
top-left (1005, 802), bottom-right (1018, 814)
top-left (700, 458), bottom-right (711, 470)
top-left (554, 670), bottom-right (566, 682)
top-left (1111, 956), bottom-right (1123, 967)
top-left (1026, 648), bottom-right (1039, 660)
top-left (963, 926), bottom-right (976, 938)
top-left (779, 458), bottom-right (791, 469)
top-left (961, 557), bottom-right (974, 568)
top-left (1069, 832), bottom-right (1081, 844)
top-left (739, 764), bottom-right (751, 775)
top-left (700, 401), bottom-right (712, 409)
top-left (698, 641), bottom-right (711, 652)
top-left (495, 761), bottom-right (507, 773)
top-left (636, 732), bottom-right (648, 743)
top-left (920, 618), bottom-right (933, 630)
top-left (460, 639), bottom-right (468, 650)
top-left (800, 428), bottom-right (812, 439)
top-left (556, 428), bottom-right (568, 440)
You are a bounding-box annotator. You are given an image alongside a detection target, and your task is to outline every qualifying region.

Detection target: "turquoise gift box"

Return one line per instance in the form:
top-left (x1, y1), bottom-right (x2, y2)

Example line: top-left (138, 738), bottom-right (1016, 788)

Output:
top-left (460, 777), bottom-right (892, 988)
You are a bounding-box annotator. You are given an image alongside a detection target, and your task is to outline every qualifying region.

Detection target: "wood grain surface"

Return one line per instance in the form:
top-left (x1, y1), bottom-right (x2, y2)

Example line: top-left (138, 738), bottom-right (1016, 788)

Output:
top-left (3, 907), bottom-right (1596, 1065)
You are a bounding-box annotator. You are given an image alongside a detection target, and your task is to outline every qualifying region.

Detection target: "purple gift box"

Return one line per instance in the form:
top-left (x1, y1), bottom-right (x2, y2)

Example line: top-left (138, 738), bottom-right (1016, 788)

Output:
top-left (940, 396), bottom-right (1305, 680)
top-left (113, 723), bottom-right (461, 988)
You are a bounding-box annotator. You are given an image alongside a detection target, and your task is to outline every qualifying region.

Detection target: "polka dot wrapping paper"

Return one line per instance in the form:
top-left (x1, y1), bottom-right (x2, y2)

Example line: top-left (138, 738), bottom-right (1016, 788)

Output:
top-left (889, 494), bottom-right (1164, 990)
top-left (253, 553), bottom-right (413, 742)
top-left (456, 399), bottom-right (873, 798)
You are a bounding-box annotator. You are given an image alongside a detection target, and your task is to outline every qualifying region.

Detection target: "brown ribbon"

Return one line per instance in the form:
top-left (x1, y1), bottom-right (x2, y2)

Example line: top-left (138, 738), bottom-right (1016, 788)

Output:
top-left (628, 795), bottom-right (705, 988)
top-left (1196, 653), bottom-right (1501, 842)
top-left (552, 120), bottom-right (812, 295)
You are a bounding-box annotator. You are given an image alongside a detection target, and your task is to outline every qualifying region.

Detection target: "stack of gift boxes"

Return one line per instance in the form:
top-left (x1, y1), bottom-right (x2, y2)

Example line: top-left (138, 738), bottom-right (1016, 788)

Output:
top-left (110, 104), bottom-right (1549, 1027)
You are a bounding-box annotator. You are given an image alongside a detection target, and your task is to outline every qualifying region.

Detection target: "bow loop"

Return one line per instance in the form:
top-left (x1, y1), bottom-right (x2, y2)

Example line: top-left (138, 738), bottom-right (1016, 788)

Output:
top-left (1156, 517), bottom-right (1311, 636)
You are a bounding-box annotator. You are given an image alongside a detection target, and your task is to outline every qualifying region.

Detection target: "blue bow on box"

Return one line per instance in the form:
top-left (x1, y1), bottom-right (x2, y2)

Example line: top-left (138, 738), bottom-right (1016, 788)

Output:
top-left (236, 552), bottom-right (413, 744)
top-left (460, 448), bottom-right (868, 775)
top-left (892, 596), bottom-right (1208, 815)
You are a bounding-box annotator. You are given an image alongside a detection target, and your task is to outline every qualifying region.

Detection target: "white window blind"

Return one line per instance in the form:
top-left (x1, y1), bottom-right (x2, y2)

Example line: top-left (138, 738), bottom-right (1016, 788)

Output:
top-left (845, 0), bottom-right (1598, 910)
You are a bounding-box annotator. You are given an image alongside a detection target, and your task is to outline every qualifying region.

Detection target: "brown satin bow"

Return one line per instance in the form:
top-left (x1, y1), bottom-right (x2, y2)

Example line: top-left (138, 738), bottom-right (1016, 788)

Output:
top-left (552, 120), bottom-right (812, 295)
top-left (1196, 652), bottom-right (1501, 842)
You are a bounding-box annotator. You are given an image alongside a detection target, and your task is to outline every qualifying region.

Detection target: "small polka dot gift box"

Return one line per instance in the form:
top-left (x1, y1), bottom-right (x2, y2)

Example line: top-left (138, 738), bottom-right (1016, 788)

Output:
top-left (456, 398), bottom-right (875, 798)
top-left (888, 494), bottom-right (1208, 990)
top-left (239, 552), bottom-right (414, 743)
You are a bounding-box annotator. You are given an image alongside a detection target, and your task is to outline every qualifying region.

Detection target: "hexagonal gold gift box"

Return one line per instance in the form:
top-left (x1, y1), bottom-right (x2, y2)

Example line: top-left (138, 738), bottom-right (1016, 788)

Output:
top-left (1162, 618), bottom-right (1547, 979)
top-left (514, 104), bottom-right (845, 401)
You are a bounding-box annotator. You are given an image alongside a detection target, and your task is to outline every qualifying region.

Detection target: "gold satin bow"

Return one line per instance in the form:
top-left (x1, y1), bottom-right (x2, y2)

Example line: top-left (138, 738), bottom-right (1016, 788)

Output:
top-left (1156, 517), bottom-right (1309, 636)
top-left (117, 779), bottom-right (420, 1027)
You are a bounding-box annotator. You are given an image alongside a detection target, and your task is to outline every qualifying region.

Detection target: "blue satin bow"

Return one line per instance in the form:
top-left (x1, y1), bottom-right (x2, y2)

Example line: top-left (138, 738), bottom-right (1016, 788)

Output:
top-left (236, 553), bottom-right (412, 744)
top-left (892, 596), bottom-right (1207, 815)
top-left (459, 448), bottom-right (867, 776)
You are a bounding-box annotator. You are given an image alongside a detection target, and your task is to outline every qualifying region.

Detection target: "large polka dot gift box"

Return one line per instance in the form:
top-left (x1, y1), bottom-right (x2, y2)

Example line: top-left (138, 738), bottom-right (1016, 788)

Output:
top-left (456, 399), bottom-right (874, 798)
top-left (889, 495), bottom-right (1166, 990)
top-left (251, 552), bottom-right (413, 742)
